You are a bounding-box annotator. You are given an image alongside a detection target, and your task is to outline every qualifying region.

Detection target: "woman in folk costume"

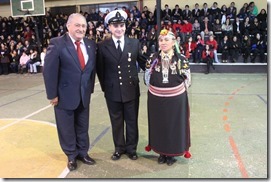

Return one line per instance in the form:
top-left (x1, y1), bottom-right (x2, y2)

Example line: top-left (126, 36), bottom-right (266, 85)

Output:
top-left (144, 29), bottom-right (191, 166)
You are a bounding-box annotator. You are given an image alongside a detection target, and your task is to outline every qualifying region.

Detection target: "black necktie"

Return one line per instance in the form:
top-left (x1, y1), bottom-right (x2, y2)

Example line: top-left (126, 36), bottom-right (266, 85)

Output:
top-left (117, 40), bottom-right (122, 58)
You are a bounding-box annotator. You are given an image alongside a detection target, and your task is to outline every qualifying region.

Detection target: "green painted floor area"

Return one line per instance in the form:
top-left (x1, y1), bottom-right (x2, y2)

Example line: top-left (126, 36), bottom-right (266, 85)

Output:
top-left (0, 73), bottom-right (267, 179)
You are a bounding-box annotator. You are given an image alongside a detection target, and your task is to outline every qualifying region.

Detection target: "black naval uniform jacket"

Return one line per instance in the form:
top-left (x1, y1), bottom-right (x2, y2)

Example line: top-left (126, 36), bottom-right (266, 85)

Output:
top-left (96, 36), bottom-right (146, 102)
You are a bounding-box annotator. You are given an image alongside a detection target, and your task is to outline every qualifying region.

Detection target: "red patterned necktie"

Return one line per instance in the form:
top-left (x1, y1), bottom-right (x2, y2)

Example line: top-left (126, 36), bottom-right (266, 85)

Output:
top-left (75, 41), bottom-right (85, 70)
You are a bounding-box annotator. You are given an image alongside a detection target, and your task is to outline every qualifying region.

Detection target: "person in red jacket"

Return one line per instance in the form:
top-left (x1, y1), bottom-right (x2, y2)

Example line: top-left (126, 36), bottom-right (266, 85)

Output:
top-left (184, 36), bottom-right (196, 60)
top-left (202, 44), bottom-right (215, 74)
top-left (180, 18), bottom-right (192, 43)
top-left (205, 35), bottom-right (219, 63)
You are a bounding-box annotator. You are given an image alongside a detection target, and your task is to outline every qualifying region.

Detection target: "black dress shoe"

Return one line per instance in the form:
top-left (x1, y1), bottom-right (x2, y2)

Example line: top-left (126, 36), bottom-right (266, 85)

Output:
top-left (166, 156), bottom-right (177, 166)
top-left (67, 159), bottom-right (77, 171)
top-left (127, 152), bottom-right (138, 160)
top-left (111, 152), bottom-right (123, 160)
top-left (77, 155), bottom-right (96, 165)
top-left (158, 155), bottom-right (166, 164)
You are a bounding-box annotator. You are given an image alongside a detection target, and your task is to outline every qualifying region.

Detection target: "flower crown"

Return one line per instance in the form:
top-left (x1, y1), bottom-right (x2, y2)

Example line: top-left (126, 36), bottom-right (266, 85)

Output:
top-left (159, 29), bottom-right (175, 38)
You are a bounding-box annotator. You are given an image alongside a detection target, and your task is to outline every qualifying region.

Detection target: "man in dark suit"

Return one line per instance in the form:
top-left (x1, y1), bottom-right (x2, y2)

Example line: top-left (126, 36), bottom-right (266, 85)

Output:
top-left (96, 10), bottom-right (146, 161)
top-left (43, 13), bottom-right (96, 171)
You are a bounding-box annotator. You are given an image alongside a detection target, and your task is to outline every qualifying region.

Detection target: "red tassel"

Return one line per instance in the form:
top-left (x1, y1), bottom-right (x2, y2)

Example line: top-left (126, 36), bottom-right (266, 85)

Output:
top-left (145, 145), bottom-right (151, 152)
top-left (184, 151), bottom-right (191, 158)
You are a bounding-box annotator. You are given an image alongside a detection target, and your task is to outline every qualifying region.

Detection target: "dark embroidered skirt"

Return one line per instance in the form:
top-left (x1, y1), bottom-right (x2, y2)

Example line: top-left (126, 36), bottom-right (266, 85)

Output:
top-left (147, 84), bottom-right (190, 156)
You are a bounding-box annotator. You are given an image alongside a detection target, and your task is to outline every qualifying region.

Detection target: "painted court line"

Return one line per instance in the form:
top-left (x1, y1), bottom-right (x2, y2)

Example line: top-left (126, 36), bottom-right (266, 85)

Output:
top-left (229, 136), bottom-right (249, 178)
top-left (0, 90), bottom-right (44, 108)
top-left (0, 104), bottom-right (52, 131)
top-left (257, 95), bottom-right (267, 104)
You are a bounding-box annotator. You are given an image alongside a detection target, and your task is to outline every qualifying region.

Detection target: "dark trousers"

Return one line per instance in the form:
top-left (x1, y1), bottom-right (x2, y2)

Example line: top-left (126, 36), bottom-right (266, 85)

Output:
top-left (54, 101), bottom-right (90, 160)
top-left (106, 98), bottom-right (139, 154)
top-left (203, 57), bottom-right (215, 73)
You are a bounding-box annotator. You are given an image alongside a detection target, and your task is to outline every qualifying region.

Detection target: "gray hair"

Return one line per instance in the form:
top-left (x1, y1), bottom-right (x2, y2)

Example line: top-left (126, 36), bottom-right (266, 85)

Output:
top-left (66, 13), bottom-right (87, 25)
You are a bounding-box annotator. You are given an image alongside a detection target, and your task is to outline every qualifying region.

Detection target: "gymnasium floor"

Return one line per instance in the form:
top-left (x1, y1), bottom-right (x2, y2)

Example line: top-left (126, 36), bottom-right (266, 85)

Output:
top-left (0, 72), bottom-right (268, 179)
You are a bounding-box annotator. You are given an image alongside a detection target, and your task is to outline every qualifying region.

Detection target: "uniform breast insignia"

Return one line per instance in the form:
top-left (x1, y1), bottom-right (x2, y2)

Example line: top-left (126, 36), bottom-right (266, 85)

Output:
top-left (128, 52), bottom-right (131, 62)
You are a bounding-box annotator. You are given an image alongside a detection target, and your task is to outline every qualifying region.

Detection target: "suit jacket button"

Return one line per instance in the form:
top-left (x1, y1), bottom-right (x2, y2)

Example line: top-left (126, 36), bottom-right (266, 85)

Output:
top-left (118, 65), bottom-right (120, 68)
top-left (119, 77), bottom-right (122, 79)
top-left (118, 71), bottom-right (121, 74)
top-left (120, 82), bottom-right (123, 85)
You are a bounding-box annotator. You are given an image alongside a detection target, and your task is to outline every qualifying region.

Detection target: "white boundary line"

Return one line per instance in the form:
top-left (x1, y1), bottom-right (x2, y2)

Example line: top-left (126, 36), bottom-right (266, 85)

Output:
top-left (0, 81), bottom-right (101, 178)
top-left (0, 104), bottom-right (52, 131)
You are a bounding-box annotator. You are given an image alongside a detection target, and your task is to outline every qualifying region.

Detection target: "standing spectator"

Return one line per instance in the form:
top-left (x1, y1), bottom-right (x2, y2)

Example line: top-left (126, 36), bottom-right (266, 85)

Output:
top-left (43, 13), bottom-right (97, 171)
top-left (96, 10), bottom-right (146, 161)
top-left (202, 44), bottom-right (215, 74)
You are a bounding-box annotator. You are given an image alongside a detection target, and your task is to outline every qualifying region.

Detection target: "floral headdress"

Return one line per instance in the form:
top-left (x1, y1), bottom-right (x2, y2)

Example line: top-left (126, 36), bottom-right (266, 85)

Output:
top-left (159, 29), bottom-right (181, 54)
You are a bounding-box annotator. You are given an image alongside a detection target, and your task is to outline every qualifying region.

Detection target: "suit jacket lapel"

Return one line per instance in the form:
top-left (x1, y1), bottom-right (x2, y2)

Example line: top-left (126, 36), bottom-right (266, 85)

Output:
top-left (105, 39), bottom-right (121, 61)
top-left (64, 34), bottom-right (82, 70)
top-left (84, 38), bottom-right (95, 71)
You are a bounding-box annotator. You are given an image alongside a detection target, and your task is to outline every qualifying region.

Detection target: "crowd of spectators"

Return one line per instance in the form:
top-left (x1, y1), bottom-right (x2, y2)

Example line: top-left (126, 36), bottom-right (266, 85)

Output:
top-left (0, 1), bottom-right (267, 75)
